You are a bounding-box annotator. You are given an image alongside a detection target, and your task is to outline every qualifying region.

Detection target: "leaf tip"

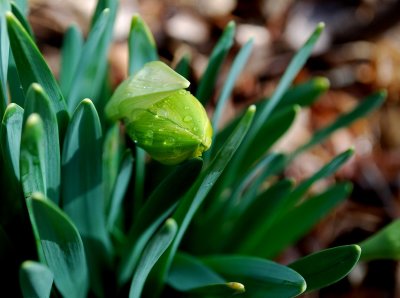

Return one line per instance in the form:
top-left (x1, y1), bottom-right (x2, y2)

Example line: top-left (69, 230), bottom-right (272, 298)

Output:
top-left (227, 282), bottom-right (245, 293)
top-left (316, 22), bottom-right (325, 32)
top-left (226, 20), bottom-right (236, 30)
top-left (5, 11), bottom-right (14, 22)
top-left (26, 113), bottom-right (42, 127)
top-left (377, 89), bottom-right (387, 99)
top-left (165, 218), bottom-right (178, 231)
top-left (31, 82), bottom-right (44, 93)
top-left (314, 77), bottom-right (330, 91)
top-left (248, 104), bottom-right (256, 113)
top-left (81, 98), bottom-right (94, 106)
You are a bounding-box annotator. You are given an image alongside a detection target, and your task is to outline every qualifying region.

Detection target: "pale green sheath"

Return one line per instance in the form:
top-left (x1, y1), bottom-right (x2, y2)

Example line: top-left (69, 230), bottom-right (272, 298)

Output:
top-left (105, 61), bottom-right (212, 165)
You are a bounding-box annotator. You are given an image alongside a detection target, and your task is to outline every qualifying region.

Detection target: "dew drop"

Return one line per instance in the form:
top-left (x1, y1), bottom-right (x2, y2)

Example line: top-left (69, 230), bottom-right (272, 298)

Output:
top-left (163, 137), bottom-right (175, 146)
top-left (184, 106), bottom-right (190, 110)
top-left (142, 130), bottom-right (154, 146)
top-left (178, 90), bottom-right (187, 95)
top-left (183, 115), bottom-right (192, 122)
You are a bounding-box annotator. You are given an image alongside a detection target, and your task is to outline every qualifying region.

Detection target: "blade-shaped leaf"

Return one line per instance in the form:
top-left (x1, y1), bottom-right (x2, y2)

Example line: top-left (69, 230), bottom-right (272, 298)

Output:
top-left (60, 24), bottom-right (83, 96)
top-left (224, 23), bottom-right (324, 191)
top-left (118, 158), bottom-right (203, 284)
top-left (6, 12), bottom-right (69, 136)
top-left (11, 2), bottom-right (33, 38)
top-left (66, 9), bottom-right (112, 112)
top-left (12, 0), bottom-right (27, 16)
top-left (279, 149), bottom-right (354, 218)
top-left (167, 252), bottom-right (226, 291)
top-left (224, 179), bottom-right (294, 252)
top-left (360, 219), bottom-right (400, 261)
top-left (147, 105), bottom-right (256, 295)
top-left (203, 256), bottom-right (306, 298)
top-left (103, 123), bottom-right (125, 211)
top-left (129, 219), bottom-right (177, 298)
top-left (26, 193), bottom-right (88, 298)
top-left (289, 245), bottom-right (361, 292)
top-left (0, 103), bottom-right (23, 222)
top-left (211, 77), bottom-right (329, 155)
top-left (0, 0), bottom-right (10, 119)
top-left (174, 53), bottom-right (191, 79)
top-left (128, 14), bottom-right (158, 75)
top-left (24, 83), bottom-right (60, 204)
top-left (61, 98), bottom-right (111, 295)
top-left (20, 113), bottom-right (46, 198)
top-left (249, 23), bottom-right (324, 141)
top-left (19, 261), bottom-right (54, 298)
top-left (196, 21), bottom-right (235, 105)
top-left (186, 283), bottom-right (245, 297)
top-left (128, 13), bottom-right (158, 211)
top-left (243, 182), bottom-right (352, 258)
top-left (107, 150), bottom-right (133, 230)
top-left (212, 38), bottom-right (253, 132)
top-left (238, 105), bottom-right (298, 173)
top-left (295, 91), bottom-right (386, 154)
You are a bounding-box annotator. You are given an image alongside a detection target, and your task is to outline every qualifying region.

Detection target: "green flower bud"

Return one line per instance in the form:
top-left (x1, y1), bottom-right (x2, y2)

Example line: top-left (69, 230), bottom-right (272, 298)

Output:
top-left (105, 61), bottom-right (212, 165)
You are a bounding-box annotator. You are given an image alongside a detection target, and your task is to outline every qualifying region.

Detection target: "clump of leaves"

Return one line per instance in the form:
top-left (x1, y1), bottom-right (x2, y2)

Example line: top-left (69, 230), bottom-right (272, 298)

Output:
top-left (0, 0), bottom-right (395, 297)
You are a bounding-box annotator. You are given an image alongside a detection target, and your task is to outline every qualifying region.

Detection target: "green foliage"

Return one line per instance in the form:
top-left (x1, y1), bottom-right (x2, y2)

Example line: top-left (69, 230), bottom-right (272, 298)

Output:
top-left (0, 1), bottom-right (390, 297)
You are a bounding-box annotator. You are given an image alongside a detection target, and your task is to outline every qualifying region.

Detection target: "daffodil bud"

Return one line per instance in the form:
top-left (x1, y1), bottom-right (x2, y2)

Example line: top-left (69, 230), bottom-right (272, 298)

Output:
top-left (105, 61), bottom-right (212, 165)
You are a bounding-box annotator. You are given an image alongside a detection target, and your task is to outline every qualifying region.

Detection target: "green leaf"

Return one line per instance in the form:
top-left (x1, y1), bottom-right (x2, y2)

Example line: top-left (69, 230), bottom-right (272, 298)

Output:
top-left (289, 245), bottom-right (361, 292)
top-left (20, 113), bottom-right (46, 198)
top-left (237, 149), bottom-right (353, 244)
top-left (107, 150), bottom-right (133, 230)
top-left (118, 158), bottom-right (203, 284)
top-left (249, 23), bottom-right (324, 142)
top-left (129, 219), bottom-right (177, 298)
top-left (238, 105), bottom-right (298, 173)
top-left (127, 13), bottom-right (158, 207)
top-left (196, 21), bottom-right (235, 105)
top-left (360, 219), bottom-right (400, 261)
top-left (209, 106), bottom-right (297, 205)
top-left (10, 2), bottom-right (33, 38)
top-left (280, 149), bottom-right (354, 216)
top-left (0, 103), bottom-right (23, 221)
top-left (26, 193), bottom-right (88, 298)
top-left (12, 0), bottom-right (28, 16)
top-left (0, 0), bottom-right (10, 119)
top-left (245, 182), bottom-right (352, 258)
top-left (24, 83), bottom-right (60, 204)
top-left (19, 261), bottom-right (54, 298)
top-left (6, 12), bottom-right (69, 137)
top-left (7, 51), bottom-right (25, 106)
top-left (186, 283), bottom-right (246, 297)
top-left (174, 53), bottom-right (191, 79)
top-left (66, 9), bottom-right (113, 112)
top-left (203, 256), bottom-right (306, 298)
top-left (128, 14), bottom-right (158, 75)
top-left (61, 99), bottom-right (111, 295)
top-left (295, 91), bottom-right (386, 154)
top-left (148, 105), bottom-right (256, 295)
top-left (103, 123), bottom-right (125, 211)
top-left (224, 23), bottom-right (324, 190)
top-left (275, 77), bottom-right (329, 110)
top-left (211, 77), bottom-right (329, 155)
top-left (224, 179), bottom-right (294, 252)
top-left (212, 38), bottom-right (253, 132)
top-left (167, 252), bottom-right (226, 291)
top-left (60, 24), bottom-right (83, 96)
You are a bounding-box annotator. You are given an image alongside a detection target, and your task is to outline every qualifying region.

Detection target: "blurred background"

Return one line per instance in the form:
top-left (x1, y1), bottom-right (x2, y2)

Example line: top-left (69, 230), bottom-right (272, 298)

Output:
top-left (26, 0), bottom-right (400, 296)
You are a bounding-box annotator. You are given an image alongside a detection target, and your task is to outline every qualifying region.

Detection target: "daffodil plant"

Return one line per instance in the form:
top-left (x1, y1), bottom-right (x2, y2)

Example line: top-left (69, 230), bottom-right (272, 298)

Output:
top-left (0, 0), bottom-right (396, 297)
